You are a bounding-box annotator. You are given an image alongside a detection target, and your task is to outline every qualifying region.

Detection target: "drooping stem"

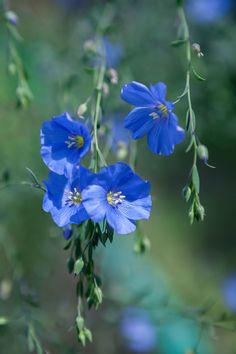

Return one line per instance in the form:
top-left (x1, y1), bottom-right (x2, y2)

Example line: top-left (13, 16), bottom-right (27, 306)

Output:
top-left (176, 1), bottom-right (205, 222)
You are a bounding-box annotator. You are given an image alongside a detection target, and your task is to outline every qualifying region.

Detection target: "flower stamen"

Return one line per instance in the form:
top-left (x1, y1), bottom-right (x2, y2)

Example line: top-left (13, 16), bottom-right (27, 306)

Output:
top-left (65, 135), bottom-right (84, 149)
top-left (65, 187), bottom-right (82, 206)
top-left (157, 103), bottom-right (168, 117)
top-left (149, 112), bottom-right (159, 119)
top-left (107, 191), bottom-right (125, 207)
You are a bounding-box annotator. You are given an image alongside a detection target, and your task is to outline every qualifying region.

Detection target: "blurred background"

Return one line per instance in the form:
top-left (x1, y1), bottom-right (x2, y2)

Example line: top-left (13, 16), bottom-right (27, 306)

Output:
top-left (0, 0), bottom-right (236, 353)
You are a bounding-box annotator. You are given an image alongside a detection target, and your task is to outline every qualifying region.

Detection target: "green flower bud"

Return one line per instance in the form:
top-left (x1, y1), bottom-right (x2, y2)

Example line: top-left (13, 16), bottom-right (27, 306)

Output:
top-left (197, 144), bottom-right (208, 163)
top-left (182, 186), bottom-right (191, 202)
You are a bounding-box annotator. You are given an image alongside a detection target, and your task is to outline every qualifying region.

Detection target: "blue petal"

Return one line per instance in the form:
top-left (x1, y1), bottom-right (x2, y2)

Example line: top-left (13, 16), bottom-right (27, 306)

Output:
top-left (147, 119), bottom-right (174, 155)
top-left (50, 205), bottom-right (78, 227)
top-left (82, 184), bottom-right (107, 222)
top-left (150, 82), bottom-right (167, 101)
top-left (124, 108), bottom-right (156, 139)
top-left (168, 113), bottom-right (185, 144)
top-left (118, 196), bottom-right (152, 220)
top-left (43, 172), bottom-right (68, 209)
top-left (106, 207), bottom-right (136, 235)
top-left (147, 114), bottom-right (185, 155)
top-left (121, 81), bottom-right (155, 107)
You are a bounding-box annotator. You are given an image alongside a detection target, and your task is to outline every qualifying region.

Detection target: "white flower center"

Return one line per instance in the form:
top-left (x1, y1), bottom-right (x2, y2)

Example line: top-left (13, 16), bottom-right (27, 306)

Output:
top-left (107, 191), bottom-right (125, 207)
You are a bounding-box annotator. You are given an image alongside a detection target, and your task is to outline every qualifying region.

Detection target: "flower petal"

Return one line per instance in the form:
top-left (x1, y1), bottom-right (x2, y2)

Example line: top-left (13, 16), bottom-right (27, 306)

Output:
top-left (147, 119), bottom-right (174, 155)
top-left (150, 82), bottom-right (167, 101)
top-left (168, 113), bottom-right (185, 145)
top-left (106, 207), bottom-right (136, 235)
top-left (124, 108), bottom-right (156, 139)
top-left (121, 81), bottom-right (155, 107)
top-left (82, 185), bottom-right (107, 222)
top-left (118, 196), bottom-right (152, 220)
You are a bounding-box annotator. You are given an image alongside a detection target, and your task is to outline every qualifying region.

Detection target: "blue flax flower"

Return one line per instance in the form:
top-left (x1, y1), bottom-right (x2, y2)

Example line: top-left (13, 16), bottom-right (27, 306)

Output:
top-left (222, 275), bottom-right (236, 313)
top-left (40, 112), bottom-right (91, 175)
top-left (82, 162), bottom-right (152, 235)
top-left (120, 307), bottom-right (156, 352)
top-left (121, 81), bottom-right (185, 155)
top-left (43, 166), bottom-right (95, 228)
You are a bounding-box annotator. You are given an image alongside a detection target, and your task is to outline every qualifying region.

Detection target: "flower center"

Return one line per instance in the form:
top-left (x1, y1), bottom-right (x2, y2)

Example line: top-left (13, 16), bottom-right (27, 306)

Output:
top-left (65, 135), bottom-right (84, 149)
top-left (65, 188), bottom-right (82, 206)
top-left (157, 103), bottom-right (168, 117)
top-left (107, 191), bottom-right (125, 207)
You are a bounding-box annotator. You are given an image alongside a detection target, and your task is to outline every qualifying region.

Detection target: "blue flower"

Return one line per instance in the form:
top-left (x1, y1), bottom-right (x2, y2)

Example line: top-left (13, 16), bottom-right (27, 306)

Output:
top-left (103, 37), bottom-right (123, 68)
top-left (42, 166), bottom-right (95, 228)
top-left (222, 275), bottom-right (236, 313)
top-left (121, 81), bottom-right (185, 155)
top-left (107, 114), bottom-right (131, 159)
top-left (187, 0), bottom-right (232, 24)
top-left (120, 307), bottom-right (157, 352)
top-left (40, 112), bottom-right (91, 175)
top-left (82, 162), bottom-right (152, 235)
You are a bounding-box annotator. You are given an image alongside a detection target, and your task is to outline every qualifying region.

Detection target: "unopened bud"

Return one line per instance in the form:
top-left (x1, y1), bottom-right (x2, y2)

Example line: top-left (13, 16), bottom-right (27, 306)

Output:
top-left (197, 144), bottom-right (208, 163)
top-left (182, 186), bottom-right (191, 202)
top-left (8, 63), bottom-right (16, 75)
top-left (77, 103), bottom-right (87, 117)
top-left (83, 39), bottom-right (96, 52)
top-left (5, 11), bottom-right (18, 26)
top-left (108, 68), bottom-right (118, 85)
top-left (195, 204), bottom-right (205, 221)
top-left (192, 43), bottom-right (204, 58)
top-left (102, 82), bottom-right (109, 97)
top-left (116, 141), bottom-right (128, 160)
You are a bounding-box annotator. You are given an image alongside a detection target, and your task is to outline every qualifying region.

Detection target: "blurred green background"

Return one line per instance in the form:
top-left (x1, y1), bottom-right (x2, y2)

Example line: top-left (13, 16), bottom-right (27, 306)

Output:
top-left (0, 0), bottom-right (236, 353)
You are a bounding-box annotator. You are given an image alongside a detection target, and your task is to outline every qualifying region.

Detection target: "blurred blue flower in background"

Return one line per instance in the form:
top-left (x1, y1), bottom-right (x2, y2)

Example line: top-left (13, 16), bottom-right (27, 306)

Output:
top-left (103, 37), bottom-right (124, 68)
top-left (53, 0), bottom-right (88, 10)
top-left (86, 37), bottom-right (123, 69)
top-left (107, 114), bottom-right (131, 159)
top-left (222, 275), bottom-right (236, 312)
top-left (120, 307), bottom-right (156, 352)
top-left (187, 0), bottom-right (232, 24)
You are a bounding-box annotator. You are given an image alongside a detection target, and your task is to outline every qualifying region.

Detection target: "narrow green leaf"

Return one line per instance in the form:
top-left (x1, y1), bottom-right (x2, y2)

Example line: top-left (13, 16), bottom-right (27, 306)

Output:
top-left (192, 66), bottom-right (206, 81)
top-left (171, 38), bottom-right (187, 47)
top-left (192, 165), bottom-right (200, 194)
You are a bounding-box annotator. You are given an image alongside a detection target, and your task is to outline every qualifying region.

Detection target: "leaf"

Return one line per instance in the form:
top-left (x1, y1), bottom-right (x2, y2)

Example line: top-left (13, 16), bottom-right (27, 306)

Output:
top-left (192, 66), bottom-right (206, 81)
top-left (63, 240), bottom-right (72, 250)
top-left (171, 38), bottom-right (187, 47)
top-left (74, 258), bottom-right (84, 275)
top-left (192, 165), bottom-right (200, 194)
top-left (185, 136), bottom-right (194, 152)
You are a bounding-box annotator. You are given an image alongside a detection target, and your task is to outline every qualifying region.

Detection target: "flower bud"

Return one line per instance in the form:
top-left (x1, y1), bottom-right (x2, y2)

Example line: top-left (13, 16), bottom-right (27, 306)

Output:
top-left (83, 39), bottom-right (96, 52)
top-left (8, 63), bottom-right (16, 75)
top-left (5, 11), bottom-right (18, 26)
top-left (108, 68), bottom-right (118, 85)
top-left (192, 43), bottom-right (204, 58)
top-left (77, 103), bottom-right (87, 117)
top-left (197, 144), bottom-right (208, 163)
top-left (195, 204), bottom-right (205, 221)
top-left (116, 141), bottom-right (128, 160)
top-left (102, 82), bottom-right (109, 97)
top-left (182, 186), bottom-right (191, 202)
